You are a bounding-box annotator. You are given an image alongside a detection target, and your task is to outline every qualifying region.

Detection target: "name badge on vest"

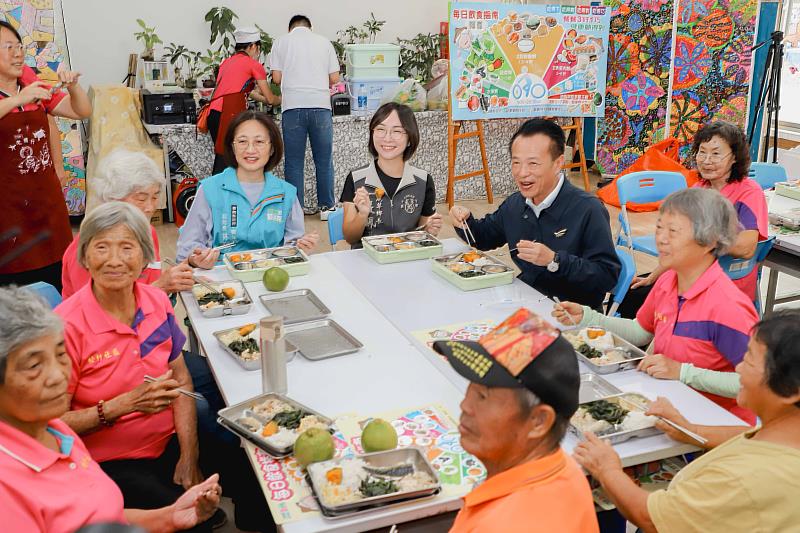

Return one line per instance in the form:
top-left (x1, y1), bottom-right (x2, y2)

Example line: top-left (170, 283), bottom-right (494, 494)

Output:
top-left (231, 205), bottom-right (238, 227)
top-left (266, 207), bottom-right (283, 223)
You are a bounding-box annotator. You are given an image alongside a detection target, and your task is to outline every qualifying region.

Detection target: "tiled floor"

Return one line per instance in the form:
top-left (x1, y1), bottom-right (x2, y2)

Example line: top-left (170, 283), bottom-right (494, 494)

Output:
top-left (151, 172), bottom-right (798, 533)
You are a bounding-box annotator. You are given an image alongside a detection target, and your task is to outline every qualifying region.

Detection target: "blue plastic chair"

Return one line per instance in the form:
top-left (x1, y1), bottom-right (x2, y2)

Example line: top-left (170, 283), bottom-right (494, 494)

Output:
top-left (748, 162), bottom-right (787, 190)
top-left (23, 281), bottom-right (62, 309)
top-left (614, 171), bottom-right (687, 257)
top-left (607, 247), bottom-right (636, 317)
top-left (327, 207), bottom-right (345, 250)
top-left (718, 237), bottom-right (775, 314)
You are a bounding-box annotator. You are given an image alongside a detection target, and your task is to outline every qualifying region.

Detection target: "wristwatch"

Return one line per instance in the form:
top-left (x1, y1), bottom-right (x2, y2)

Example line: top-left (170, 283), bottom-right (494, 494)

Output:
top-left (546, 252), bottom-right (560, 273)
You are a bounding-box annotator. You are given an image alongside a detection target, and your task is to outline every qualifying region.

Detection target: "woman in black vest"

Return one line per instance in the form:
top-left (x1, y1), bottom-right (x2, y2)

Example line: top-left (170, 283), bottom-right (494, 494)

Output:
top-left (339, 102), bottom-right (441, 248)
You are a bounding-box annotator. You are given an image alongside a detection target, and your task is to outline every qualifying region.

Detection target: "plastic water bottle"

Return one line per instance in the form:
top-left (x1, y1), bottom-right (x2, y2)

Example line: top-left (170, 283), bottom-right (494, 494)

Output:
top-left (260, 316), bottom-right (287, 394)
top-left (357, 84), bottom-right (368, 115)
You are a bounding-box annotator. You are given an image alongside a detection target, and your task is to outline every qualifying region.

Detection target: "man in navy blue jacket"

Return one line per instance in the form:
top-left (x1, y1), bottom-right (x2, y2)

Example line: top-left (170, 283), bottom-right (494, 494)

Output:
top-left (450, 119), bottom-right (620, 310)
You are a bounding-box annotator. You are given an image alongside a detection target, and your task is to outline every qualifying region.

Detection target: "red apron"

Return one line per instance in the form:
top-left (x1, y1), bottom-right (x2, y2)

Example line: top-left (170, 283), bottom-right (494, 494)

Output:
top-left (214, 92), bottom-right (247, 155)
top-left (0, 107), bottom-right (72, 274)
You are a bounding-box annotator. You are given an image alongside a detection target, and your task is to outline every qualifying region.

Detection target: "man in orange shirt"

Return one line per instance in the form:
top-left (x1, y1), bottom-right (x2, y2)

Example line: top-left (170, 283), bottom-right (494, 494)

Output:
top-left (434, 308), bottom-right (599, 533)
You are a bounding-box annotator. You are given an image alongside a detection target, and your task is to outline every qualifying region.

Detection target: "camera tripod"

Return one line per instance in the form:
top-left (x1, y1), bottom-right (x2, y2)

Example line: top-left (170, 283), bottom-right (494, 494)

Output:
top-left (748, 30), bottom-right (784, 163)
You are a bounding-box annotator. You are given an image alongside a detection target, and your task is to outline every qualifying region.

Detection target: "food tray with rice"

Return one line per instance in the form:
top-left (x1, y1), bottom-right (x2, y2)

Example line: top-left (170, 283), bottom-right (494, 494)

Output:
top-left (217, 393), bottom-right (334, 457)
top-left (223, 246), bottom-right (310, 282)
top-left (579, 374), bottom-right (622, 404)
top-left (259, 289), bottom-right (331, 325)
top-left (563, 327), bottom-right (647, 374)
top-left (191, 280), bottom-right (252, 318)
top-left (361, 231), bottom-right (444, 264)
top-left (306, 448), bottom-right (441, 517)
top-left (570, 392), bottom-right (661, 444)
top-left (430, 250), bottom-right (514, 291)
top-left (284, 319), bottom-right (363, 361)
top-left (213, 323), bottom-right (298, 370)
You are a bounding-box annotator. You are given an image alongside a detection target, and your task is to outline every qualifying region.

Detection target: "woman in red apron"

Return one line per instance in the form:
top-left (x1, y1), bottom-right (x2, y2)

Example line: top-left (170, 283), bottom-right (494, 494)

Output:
top-left (207, 26), bottom-right (280, 175)
top-left (0, 21), bottom-right (91, 292)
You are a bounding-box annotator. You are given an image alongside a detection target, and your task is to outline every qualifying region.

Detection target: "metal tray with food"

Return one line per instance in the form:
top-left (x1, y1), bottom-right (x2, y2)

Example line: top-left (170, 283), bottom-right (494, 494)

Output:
top-left (306, 447), bottom-right (441, 515)
top-left (217, 393), bottom-right (333, 457)
top-left (430, 250), bottom-right (514, 291)
top-left (213, 323), bottom-right (297, 371)
top-left (222, 246), bottom-right (311, 282)
top-left (570, 392), bottom-right (661, 445)
top-left (563, 327), bottom-right (647, 374)
top-left (259, 289), bottom-right (331, 325)
top-left (284, 319), bottom-right (363, 361)
top-left (579, 374), bottom-right (623, 404)
top-left (362, 231), bottom-right (444, 264)
top-left (768, 207), bottom-right (800, 231)
top-left (192, 280), bottom-right (252, 318)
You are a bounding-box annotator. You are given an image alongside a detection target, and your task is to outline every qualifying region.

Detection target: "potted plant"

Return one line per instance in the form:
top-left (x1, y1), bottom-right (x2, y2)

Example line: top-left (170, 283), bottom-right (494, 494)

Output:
top-left (205, 6), bottom-right (238, 53)
top-left (185, 51), bottom-right (203, 89)
top-left (200, 48), bottom-right (226, 88)
top-left (134, 19), bottom-right (162, 61)
top-left (163, 42), bottom-right (190, 86)
top-left (397, 33), bottom-right (444, 84)
top-left (333, 13), bottom-right (386, 71)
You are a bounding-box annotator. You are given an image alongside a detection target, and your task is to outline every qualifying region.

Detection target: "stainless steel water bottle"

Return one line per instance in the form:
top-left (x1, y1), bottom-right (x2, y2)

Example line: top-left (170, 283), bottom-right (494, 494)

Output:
top-left (260, 316), bottom-right (287, 394)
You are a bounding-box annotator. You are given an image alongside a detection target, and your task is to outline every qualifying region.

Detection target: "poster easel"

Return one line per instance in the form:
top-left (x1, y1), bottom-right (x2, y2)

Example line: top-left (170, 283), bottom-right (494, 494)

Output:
top-left (561, 117), bottom-right (590, 191)
top-left (446, 117), bottom-right (493, 209)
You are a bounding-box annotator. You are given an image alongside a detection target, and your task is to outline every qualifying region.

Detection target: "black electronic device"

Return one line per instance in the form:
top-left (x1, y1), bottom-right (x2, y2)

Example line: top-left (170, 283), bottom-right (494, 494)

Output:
top-left (331, 93), bottom-right (351, 116)
top-left (141, 89), bottom-right (197, 125)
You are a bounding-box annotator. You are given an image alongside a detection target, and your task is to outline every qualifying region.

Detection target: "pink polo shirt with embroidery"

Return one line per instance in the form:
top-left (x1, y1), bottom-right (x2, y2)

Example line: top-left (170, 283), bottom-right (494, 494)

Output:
top-left (56, 281), bottom-right (186, 462)
top-left (637, 261), bottom-right (758, 423)
top-left (0, 419), bottom-right (126, 533)
top-left (61, 226), bottom-right (162, 299)
top-left (694, 178), bottom-right (768, 300)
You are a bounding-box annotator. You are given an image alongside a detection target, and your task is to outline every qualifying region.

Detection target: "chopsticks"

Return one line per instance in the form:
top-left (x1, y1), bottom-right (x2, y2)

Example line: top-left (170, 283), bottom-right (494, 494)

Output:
top-left (144, 375), bottom-right (204, 401)
top-left (553, 296), bottom-right (579, 327)
top-left (461, 218), bottom-right (477, 248)
top-left (212, 241), bottom-right (236, 252)
top-left (656, 417), bottom-right (708, 445)
top-left (163, 258), bottom-right (221, 295)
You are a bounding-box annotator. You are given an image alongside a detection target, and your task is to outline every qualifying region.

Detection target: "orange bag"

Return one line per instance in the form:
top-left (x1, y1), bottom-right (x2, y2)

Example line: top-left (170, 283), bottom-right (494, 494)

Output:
top-left (196, 103), bottom-right (212, 134)
top-left (597, 138), bottom-right (700, 212)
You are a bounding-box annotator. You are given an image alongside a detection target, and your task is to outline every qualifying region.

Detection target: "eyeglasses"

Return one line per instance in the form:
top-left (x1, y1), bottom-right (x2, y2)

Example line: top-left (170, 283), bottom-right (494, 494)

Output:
top-left (0, 43), bottom-right (24, 53)
top-left (233, 138), bottom-right (270, 151)
top-left (695, 151), bottom-right (732, 164)
top-left (373, 127), bottom-right (407, 139)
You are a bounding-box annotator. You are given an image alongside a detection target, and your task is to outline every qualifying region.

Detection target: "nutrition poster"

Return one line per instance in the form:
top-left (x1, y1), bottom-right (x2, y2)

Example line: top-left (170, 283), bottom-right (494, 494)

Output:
top-left (449, 2), bottom-right (610, 119)
top-left (246, 404), bottom-right (485, 525)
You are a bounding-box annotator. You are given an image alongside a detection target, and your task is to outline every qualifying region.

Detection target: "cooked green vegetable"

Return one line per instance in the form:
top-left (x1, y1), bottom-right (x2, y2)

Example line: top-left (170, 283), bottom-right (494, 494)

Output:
top-left (584, 399), bottom-right (629, 425)
top-left (272, 409), bottom-right (306, 430)
top-left (577, 343), bottom-right (604, 359)
top-left (359, 477), bottom-right (399, 498)
top-left (228, 338), bottom-right (258, 356)
top-left (283, 256), bottom-right (305, 264)
top-left (198, 292), bottom-right (228, 306)
top-left (458, 270), bottom-right (486, 278)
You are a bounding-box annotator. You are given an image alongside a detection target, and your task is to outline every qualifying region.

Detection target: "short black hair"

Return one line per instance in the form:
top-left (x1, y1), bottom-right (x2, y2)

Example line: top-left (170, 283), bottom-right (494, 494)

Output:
top-left (289, 15), bottom-right (311, 30)
top-left (368, 102), bottom-right (420, 161)
top-left (223, 111), bottom-right (283, 172)
top-left (509, 118), bottom-right (565, 161)
top-left (754, 310), bottom-right (800, 408)
top-left (234, 41), bottom-right (260, 53)
top-left (691, 121), bottom-right (752, 183)
top-left (0, 20), bottom-right (23, 44)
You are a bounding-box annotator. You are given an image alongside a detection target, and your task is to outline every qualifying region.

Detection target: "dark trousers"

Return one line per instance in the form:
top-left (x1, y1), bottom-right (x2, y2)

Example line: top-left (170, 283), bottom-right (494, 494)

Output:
top-left (0, 260), bottom-right (63, 293)
top-left (207, 110), bottom-right (227, 175)
top-left (617, 275), bottom-right (655, 320)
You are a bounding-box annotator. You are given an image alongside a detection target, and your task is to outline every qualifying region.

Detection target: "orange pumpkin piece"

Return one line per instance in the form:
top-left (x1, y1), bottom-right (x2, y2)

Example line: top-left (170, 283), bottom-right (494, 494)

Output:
top-left (586, 328), bottom-right (606, 339)
top-left (326, 467), bottom-right (343, 485)
top-left (242, 253), bottom-right (253, 261)
top-left (229, 254), bottom-right (242, 263)
top-left (222, 287), bottom-right (236, 299)
top-left (238, 323), bottom-right (257, 336)
top-left (261, 421), bottom-right (279, 437)
top-left (462, 251), bottom-right (481, 263)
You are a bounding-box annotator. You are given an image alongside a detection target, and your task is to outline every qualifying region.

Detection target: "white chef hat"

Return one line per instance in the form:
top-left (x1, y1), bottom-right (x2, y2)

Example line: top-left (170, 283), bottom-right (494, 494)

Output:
top-left (234, 27), bottom-right (260, 44)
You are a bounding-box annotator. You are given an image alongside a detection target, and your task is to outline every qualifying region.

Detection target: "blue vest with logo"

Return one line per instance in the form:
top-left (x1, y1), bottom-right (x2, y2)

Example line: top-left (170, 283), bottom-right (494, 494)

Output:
top-left (202, 167), bottom-right (297, 253)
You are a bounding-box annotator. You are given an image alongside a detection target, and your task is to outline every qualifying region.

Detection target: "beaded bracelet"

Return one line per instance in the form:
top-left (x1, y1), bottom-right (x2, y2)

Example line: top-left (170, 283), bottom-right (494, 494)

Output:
top-left (97, 400), bottom-right (113, 427)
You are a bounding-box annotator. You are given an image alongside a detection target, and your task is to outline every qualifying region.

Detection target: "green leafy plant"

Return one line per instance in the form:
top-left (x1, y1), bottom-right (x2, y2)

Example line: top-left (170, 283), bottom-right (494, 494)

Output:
top-left (397, 33), bottom-right (443, 83)
top-left (199, 47), bottom-right (227, 82)
top-left (333, 13), bottom-right (387, 69)
top-left (363, 12), bottom-right (386, 44)
top-left (255, 24), bottom-right (273, 60)
top-left (205, 6), bottom-right (238, 53)
top-left (163, 42), bottom-right (190, 69)
top-left (134, 19), bottom-right (162, 60)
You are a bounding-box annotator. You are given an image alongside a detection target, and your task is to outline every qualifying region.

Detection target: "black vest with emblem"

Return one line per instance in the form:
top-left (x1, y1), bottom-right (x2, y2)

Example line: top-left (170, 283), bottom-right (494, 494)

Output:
top-left (351, 160), bottom-right (429, 248)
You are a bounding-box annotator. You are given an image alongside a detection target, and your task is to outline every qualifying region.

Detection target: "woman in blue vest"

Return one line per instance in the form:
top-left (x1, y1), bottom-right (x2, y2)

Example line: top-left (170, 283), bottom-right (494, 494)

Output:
top-left (177, 111), bottom-right (318, 268)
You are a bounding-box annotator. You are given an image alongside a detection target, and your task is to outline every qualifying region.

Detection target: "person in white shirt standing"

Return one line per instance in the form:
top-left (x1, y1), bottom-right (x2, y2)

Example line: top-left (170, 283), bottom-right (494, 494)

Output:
top-left (270, 15), bottom-right (340, 220)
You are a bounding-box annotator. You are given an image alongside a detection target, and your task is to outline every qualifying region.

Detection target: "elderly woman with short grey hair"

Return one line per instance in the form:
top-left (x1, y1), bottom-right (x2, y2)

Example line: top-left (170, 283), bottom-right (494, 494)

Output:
top-left (553, 188), bottom-right (760, 423)
top-left (54, 201), bottom-right (209, 515)
top-left (0, 286), bottom-right (221, 532)
top-left (61, 149), bottom-right (194, 298)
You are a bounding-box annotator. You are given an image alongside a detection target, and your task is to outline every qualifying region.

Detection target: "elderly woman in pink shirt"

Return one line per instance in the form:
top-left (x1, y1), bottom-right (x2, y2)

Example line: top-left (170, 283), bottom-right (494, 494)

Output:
top-left (0, 286), bottom-right (220, 533)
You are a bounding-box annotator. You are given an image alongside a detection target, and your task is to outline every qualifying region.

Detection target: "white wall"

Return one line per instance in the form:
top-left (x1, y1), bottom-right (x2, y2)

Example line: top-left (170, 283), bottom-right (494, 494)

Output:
top-left (61, 0), bottom-right (451, 89)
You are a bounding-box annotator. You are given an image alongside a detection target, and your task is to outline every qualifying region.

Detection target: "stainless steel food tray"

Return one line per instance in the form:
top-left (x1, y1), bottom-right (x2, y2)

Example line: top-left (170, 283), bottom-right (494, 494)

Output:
top-left (564, 330), bottom-right (647, 374)
top-left (362, 231), bottom-right (444, 264)
top-left (191, 280), bottom-right (253, 318)
top-left (217, 392), bottom-right (333, 457)
top-left (285, 319), bottom-right (363, 361)
top-left (259, 289), bottom-right (331, 325)
top-left (570, 392), bottom-right (661, 445)
top-left (307, 447), bottom-right (441, 514)
top-left (579, 374), bottom-right (623, 404)
top-left (213, 324), bottom-right (297, 371)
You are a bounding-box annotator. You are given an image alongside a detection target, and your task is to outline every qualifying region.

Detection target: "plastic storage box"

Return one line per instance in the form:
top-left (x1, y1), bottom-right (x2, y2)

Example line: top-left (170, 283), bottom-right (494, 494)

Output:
top-left (345, 77), bottom-right (402, 113)
top-left (344, 43), bottom-right (401, 79)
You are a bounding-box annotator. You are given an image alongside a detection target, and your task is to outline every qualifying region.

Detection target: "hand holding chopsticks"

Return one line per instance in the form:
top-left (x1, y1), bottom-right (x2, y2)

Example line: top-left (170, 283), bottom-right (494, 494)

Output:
top-left (646, 397), bottom-right (709, 446)
top-left (144, 374), bottom-right (204, 401)
top-left (552, 297), bottom-right (583, 327)
top-left (163, 258), bottom-right (218, 294)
